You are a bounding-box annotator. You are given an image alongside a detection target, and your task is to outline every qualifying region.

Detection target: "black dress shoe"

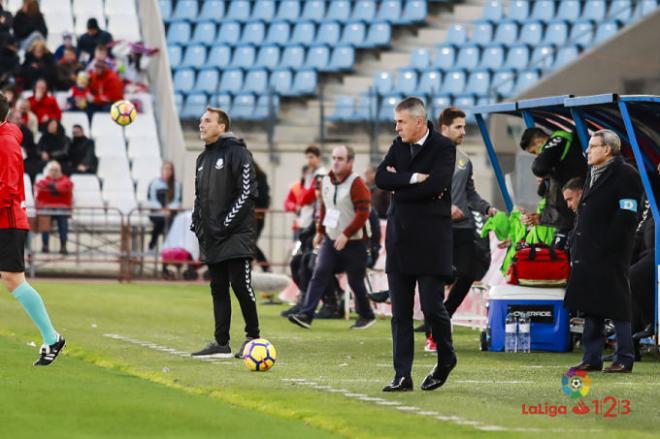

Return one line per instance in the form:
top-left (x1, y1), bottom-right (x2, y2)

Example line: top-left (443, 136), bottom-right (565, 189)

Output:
top-left (570, 362), bottom-right (602, 372)
top-left (421, 357), bottom-right (457, 391)
top-left (382, 376), bottom-right (413, 392)
top-left (603, 363), bottom-right (633, 373)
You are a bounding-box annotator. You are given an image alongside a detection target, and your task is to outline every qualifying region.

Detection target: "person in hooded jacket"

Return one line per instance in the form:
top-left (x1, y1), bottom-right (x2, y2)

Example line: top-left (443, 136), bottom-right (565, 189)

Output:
top-left (36, 118), bottom-right (69, 167)
top-left (190, 107), bottom-right (261, 360)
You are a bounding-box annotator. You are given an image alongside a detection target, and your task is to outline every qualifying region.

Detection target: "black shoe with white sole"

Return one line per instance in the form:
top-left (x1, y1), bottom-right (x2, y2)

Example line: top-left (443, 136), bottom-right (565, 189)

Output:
top-left (191, 341), bottom-right (232, 358)
top-left (34, 335), bottom-right (66, 366)
top-left (234, 338), bottom-right (255, 359)
top-left (351, 317), bottom-right (376, 330)
top-left (288, 313), bottom-right (312, 329)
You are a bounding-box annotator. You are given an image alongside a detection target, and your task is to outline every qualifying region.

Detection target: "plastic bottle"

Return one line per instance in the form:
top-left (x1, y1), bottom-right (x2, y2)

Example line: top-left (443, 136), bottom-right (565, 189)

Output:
top-left (518, 313), bottom-right (531, 353)
top-left (505, 312), bottom-right (518, 352)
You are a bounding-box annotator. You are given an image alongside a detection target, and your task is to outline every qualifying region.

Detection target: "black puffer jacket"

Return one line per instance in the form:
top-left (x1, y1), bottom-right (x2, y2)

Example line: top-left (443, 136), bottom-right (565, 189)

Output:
top-left (192, 133), bottom-right (257, 264)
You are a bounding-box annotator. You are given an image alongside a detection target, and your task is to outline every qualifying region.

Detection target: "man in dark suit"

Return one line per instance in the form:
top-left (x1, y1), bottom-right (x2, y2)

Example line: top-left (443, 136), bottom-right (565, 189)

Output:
top-left (375, 97), bottom-right (456, 392)
top-left (565, 129), bottom-right (643, 373)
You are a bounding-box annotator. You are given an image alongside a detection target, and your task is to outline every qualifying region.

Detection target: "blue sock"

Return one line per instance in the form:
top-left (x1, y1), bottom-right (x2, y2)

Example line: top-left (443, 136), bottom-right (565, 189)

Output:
top-left (11, 282), bottom-right (58, 345)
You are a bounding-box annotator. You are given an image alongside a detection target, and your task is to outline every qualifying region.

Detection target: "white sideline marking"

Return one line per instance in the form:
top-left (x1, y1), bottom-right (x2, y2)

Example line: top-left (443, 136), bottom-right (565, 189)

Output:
top-left (455, 380), bottom-right (534, 385)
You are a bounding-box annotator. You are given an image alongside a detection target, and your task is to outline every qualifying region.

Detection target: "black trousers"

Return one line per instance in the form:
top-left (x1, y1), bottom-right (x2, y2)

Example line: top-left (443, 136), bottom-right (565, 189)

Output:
top-left (630, 251), bottom-right (654, 333)
top-left (207, 258), bottom-right (260, 345)
top-left (444, 228), bottom-right (477, 317)
top-left (255, 216), bottom-right (270, 271)
top-left (148, 214), bottom-right (174, 249)
top-left (582, 315), bottom-right (634, 368)
top-left (388, 272), bottom-right (455, 378)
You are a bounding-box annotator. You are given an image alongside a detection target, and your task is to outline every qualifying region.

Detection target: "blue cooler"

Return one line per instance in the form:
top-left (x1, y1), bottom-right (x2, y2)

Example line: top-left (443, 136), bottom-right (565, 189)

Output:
top-left (487, 285), bottom-right (570, 352)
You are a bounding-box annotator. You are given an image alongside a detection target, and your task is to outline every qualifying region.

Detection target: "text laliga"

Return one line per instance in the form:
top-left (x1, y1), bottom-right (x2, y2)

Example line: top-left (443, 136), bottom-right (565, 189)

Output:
top-left (521, 403), bottom-right (568, 417)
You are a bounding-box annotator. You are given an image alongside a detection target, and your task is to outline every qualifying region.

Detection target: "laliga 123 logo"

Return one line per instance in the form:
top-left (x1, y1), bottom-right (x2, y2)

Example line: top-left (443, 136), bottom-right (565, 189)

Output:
top-left (562, 369), bottom-right (592, 399)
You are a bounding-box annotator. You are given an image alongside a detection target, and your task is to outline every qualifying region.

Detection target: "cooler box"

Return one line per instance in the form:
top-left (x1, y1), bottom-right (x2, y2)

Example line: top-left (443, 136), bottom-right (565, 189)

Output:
top-left (487, 285), bottom-right (570, 352)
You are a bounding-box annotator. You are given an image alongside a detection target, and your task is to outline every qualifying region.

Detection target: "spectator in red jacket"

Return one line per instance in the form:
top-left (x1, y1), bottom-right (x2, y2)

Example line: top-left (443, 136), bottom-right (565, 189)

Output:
top-left (88, 59), bottom-right (124, 113)
top-left (35, 160), bottom-right (73, 254)
top-left (28, 78), bottom-right (61, 126)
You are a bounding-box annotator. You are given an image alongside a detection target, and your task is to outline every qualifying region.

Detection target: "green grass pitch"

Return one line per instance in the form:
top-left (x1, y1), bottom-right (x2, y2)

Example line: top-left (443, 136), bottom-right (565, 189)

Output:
top-left (1, 281), bottom-right (658, 438)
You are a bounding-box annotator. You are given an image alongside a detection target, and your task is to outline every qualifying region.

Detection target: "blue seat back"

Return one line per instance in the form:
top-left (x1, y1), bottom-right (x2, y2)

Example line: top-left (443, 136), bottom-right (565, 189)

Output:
top-left (504, 44), bottom-right (530, 70)
top-left (301, 1), bottom-right (326, 22)
top-left (173, 68), bottom-right (195, 92)
top-left (465, 70), bottom-right (491, 96)
top-left (181, 93), bottom-right (208, 119)
top-left (582, 0), bottom-right (607, 21)
top-left (395, 69), bottom-right (418, 95)
top-left (232, 94), bottom-right (256, 119)
top-left (304, 45), bottom-right (330, 69)
top-left (374, 71), bottom-right (394, 95)
top-left (594, 21), bottom-right (620, 44)
top-left (470, 22), bottom-right (493, 45)
top-left (555, 45), bottom-right (579, 68)
top-left (193, 68), bottom-right (219, 93)
top-left (433, 45), bottom-right (456, 70)
top-left (492, 70), bottom-right (515, 97)
top-left (216, 22), bottom-right (242, 45)
top-left (292, 70), bottom-right (317, 95)
top-left (479, 45), bottom-right (504, 70)
top-left (417, 70), bottom-right (442, 95)
top-left (530, 0), bottom-right (555, 21)
top-left (270, 69), bottom-right (294, 94)
top-left (200, 0), bottom-right (226, 21)
top-left (609, 0), bottom-right (633, 21)
top-left (167, 21), bottom-right (190, 45)
top-left (316, 22), bottom-right (341, 45)
top-left (326, 1), bottom-right (352, 22)
top-left (508, 1), bottom-right (530, 21)
top-left (445, 24), bottom-right (467, 45)
top-left (207, 45), bottom-right (232, 68)
top-left (513, 69), bottom-right (540, 95)
top-left (365, 22), bottom-right (391, 47)
top-left (543, 22), bottom-right (568, 45)
top-left (340, 22), bottom-right (366, 46)
top-left (519, 22), bottom-right (543, 45)
top-left (243, 69), bottom-right (269, 94)
top-left (265, 22), bottom-right (291, 45)
top-left (241, 22), bottom-right (266, 45)
top-left (455, 44), bottom-right (480, 69)
top-left (251, 1), bottom-right (276, 22)
top-left (377, 1), bottom-right (402, 23)
top-left (440, 70), bottom-right (466, 95)
top-left (280, 46), bottom-right (305, 69)
top-left (192, 22), bottom-right (217, 45)
top-left (219, 69), bottom-right (244, 93)
top-left (570, 21), bottom-right (594, 46)
top-left (482, 0), bottom-right (504, 21)
top-left (556, 0), bottom-right (581, 21)
top-left (172, 0), bottom-right (198, 21)
top-left (226, 1), bottom-right (251, 21)
top-left (402, 1), bottom-right (427, 22)
top-left (255, 46), bottom-right (281, 70)
top-left (276, 0), bottom-right (302, 21)
top-left (181, 45), bottom-right (207, 68)
top-left (351, 1), bottom-right (377, 22)
top-left (290, 22), bottom-right (316, 46)
top-left (493, 22), bottom-right (518, 45)
top-left (328, 46), bottom-right (355, 71)
top-left (409, 48), bottom-right (431, 70)
top-left (231, 45), bottom-right (256, 68)
top-left (530, 45), bottom-right (555, 70)
top-left (167, 45), bottom-right (182, 67)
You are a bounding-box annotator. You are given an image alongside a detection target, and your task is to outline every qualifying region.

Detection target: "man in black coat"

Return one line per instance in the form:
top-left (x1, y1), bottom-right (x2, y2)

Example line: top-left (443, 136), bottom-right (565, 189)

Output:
top-left (565, 129), bottom-right (643, 373)
top-left (375, 97), bottom-right (456, 392)
top-left (190, 107), bottom-right (261, 359)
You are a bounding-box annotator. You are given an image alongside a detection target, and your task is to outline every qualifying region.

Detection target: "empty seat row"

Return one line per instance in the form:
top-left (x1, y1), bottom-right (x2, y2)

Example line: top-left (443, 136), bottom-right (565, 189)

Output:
top-left (37, 0), bottom-right (137, 18)
top-left (178, 93), bottom-right (281, 120)
top-left (166, 20), bottom-right (392, 48)
top-left (173, 68), bottom-right (318, 97)
top-left (161, 0), bottom-right (427, 25)
top-left (168, 44), bottom-right (355, 72)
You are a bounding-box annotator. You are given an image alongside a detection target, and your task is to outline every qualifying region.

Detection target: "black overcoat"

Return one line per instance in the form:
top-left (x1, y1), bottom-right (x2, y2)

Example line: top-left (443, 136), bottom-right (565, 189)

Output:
top-left (375, 122), bottom-right (456, 276)
top-left (564, 156), bottom-right (643, 320)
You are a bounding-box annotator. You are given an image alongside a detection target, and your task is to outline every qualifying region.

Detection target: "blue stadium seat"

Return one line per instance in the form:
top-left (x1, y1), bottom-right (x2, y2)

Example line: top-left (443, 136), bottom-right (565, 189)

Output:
top-left (325, 1), bottom-right (352, 22)
top-left (192, 22), bottom-right (217, 45)
top-left (440, 70), bottom-right (466, 95)
top-left (635, 0), bottom-right (659, 19)
top-left (265, 22), bottom-right (291, 45)
top-left (491, 70), bottom-right (515, 96)
top-left (581, 0), bottom-right (607, 21)
top-left (224, 0), bottom-right (251, 21)
top-left (289, 22), bottom-right (316, 46)
top-left (454, 95), bottom-right (476, 122)
top-left (316, 22), bottom-right (341, 45)
top-left (181, 93), bottom-right (208, 119)
top-left (470, 22), bottom-right (494, 46)
top-left (167, 22), bottom-right (191, 45)
top-left (554, 45), bottom-right (580, 68)
top-left (482, 0), bottom-right (504, 21)
top-left (329, 95), bottom-right (356, 121)
top-left (402, 1), bottom-right (428, 23)
top-left (409, 48), bottom-right (431, 71)
top-left (476, 96), bottom-right (495, 108)
top-left (214, 93), bottom-right (232, 111)
top-left (159, 0), bottom-right (172, 21)
top-left (292, 70), bottom-right (318, 95)
top-left (304, 45), bottom-right (330, 70)
top-left (455, 44), bottom-right (481, 69)
top-left (216, 22), bottom-right (242, 46)
top-left (377, 1), bottom-right (403, 23)
top-left (519, 22), bottom-right (543, 45)
top-left (394, 69), bottom-right (418, 95)
top-left (171, 0), bottom-right (198, 22)
top-left (254, 46), bottom-right (280, 70)
top-left (503, 44), bottom-right (530, 70)
top-left (353, 93), bottom-right (378, 121)
top-left (275, 0), bottom-right (302, 22)
top-left (430, 95), bottom-right (452, 120)
top-left (200, 0), bottom-right (226, 22)
top-left (594, 21), bottom-right (621, 44)
top-left (219, 68), bottom-right (244, 93)
top-left (173, 68), bottom-right (195, 93)
top-left (241, 22), bottom-right (266, 45)
top-left (252, 94), bottom-right (280, 120)
top-left (417, 70), bottom-right (442, 95)
top-left (445, 24), bottom-right (467, 45)
top-left (243, 69), bottom-right (269, 94)
top-left (301, 0), bottom-right (326, 23)
top-left (270, 69), bottom-right (294, 94)
top-left (191, 68), bottom-right (219, 94)
top-left (280, 46), bottom-right (305, 69)
top-left (232, 94), bottom-right (256, 119)
top-left (378, 94), bottom-right (402, 122)
top-left (181, 45), bottom-right (207, 69)
top-left (513, 69), bottom-right (540, 95)
top-left (364, 22), bottom-right (392, 48)
top-left (351, 1), bottom-right (377, 22)
top-left (373, 71), bottom-right (394, 95)
top-left (609, 0), bottom-right (633, 21)
top-left (508, 1), bottom-right (530, 21)
top-left (493, 22), bottom-right (518, 45)
top-left (327, 46), bottom-right (355, 71)
top-left (479, 44), bottom-right (504, 70)
top-left (207, 45), bottom-right (232, 68)
top-left (174, 92), bottom-right (183, 114)
top-left (465, 70), bottom-right (491, 95)
top-left (230, 45), bottom-right (256, 69)
top-left (530, 45), bottom-right (555, 70)
top-left (543, 22), bottom-right (568, 46)
top-left (556, 0), bottom-right (581, 21)
top-left (530, 0), bottom-right (555, 22)
top-left (570, 21), bottom-right (594, 46)
top-left (167, 45), bottom-right (182, 68)
top-left (340, 23), bottom-right (367, 47)
top-left (250, 1), bottom-right (276, 22)
top-left (433, 45), bottom-right (456, 70)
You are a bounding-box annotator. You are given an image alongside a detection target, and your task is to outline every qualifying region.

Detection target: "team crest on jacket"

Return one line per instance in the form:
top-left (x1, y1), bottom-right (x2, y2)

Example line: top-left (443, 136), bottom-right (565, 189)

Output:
top-left (215, 158), bottom-right (224, 170)
top-left (457, 159), bottom-right (467, 169)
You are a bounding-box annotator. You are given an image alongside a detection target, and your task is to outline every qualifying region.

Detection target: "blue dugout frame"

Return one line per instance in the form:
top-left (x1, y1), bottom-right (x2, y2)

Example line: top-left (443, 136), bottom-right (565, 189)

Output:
top-left (474, 94), bottom-right (660, 343)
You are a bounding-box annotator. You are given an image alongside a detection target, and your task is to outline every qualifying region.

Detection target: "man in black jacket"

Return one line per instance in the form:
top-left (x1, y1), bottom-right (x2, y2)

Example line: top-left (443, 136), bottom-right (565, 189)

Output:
top-left (62, 124), bottom-right (97, 175)
top-left (190, 107), bottom-right (261, 359)
top-left (376, 97), bottom-right (457, 392)
top-left (565, 130), bottom-right (642, 373)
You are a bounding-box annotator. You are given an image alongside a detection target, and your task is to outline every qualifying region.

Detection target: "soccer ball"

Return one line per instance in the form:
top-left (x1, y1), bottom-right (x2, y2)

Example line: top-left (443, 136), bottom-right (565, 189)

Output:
top-left (242, 338), bottom-right (277, 372)
top-left (110, 100), bottom-right (137, 126)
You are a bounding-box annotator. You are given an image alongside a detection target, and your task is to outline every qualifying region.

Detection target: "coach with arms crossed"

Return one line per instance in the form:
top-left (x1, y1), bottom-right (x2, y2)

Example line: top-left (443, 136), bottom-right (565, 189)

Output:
top-left (376, 97), bottom-right (457, 391)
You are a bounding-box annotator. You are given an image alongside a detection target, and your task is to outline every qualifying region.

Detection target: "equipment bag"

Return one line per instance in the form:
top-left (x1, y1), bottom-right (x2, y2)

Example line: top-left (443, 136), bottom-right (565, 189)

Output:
top-left (507, 243), bottom-right (570, 287)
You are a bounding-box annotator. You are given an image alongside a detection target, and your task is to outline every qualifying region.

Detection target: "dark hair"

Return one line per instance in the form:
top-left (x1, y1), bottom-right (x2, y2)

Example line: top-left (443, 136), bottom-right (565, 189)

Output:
top-left (438, 106), bottom-right (466, 128)
top-left (87, 18), bottom-right (99, 30)
top-left (562, 177), bottom-right (585, 192)
top-left (206, 106), bottom-right (231, 131)
top-left (95, 44), bottom-right (108, 52)
top-left (0, 92), bottom-right (10, 122)
top-left (304, 145), bottom-right (321, 157)
top-left (162, 160), bottom-right (176, 203)
top-left (520, 127), bottom-right (548, 150)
